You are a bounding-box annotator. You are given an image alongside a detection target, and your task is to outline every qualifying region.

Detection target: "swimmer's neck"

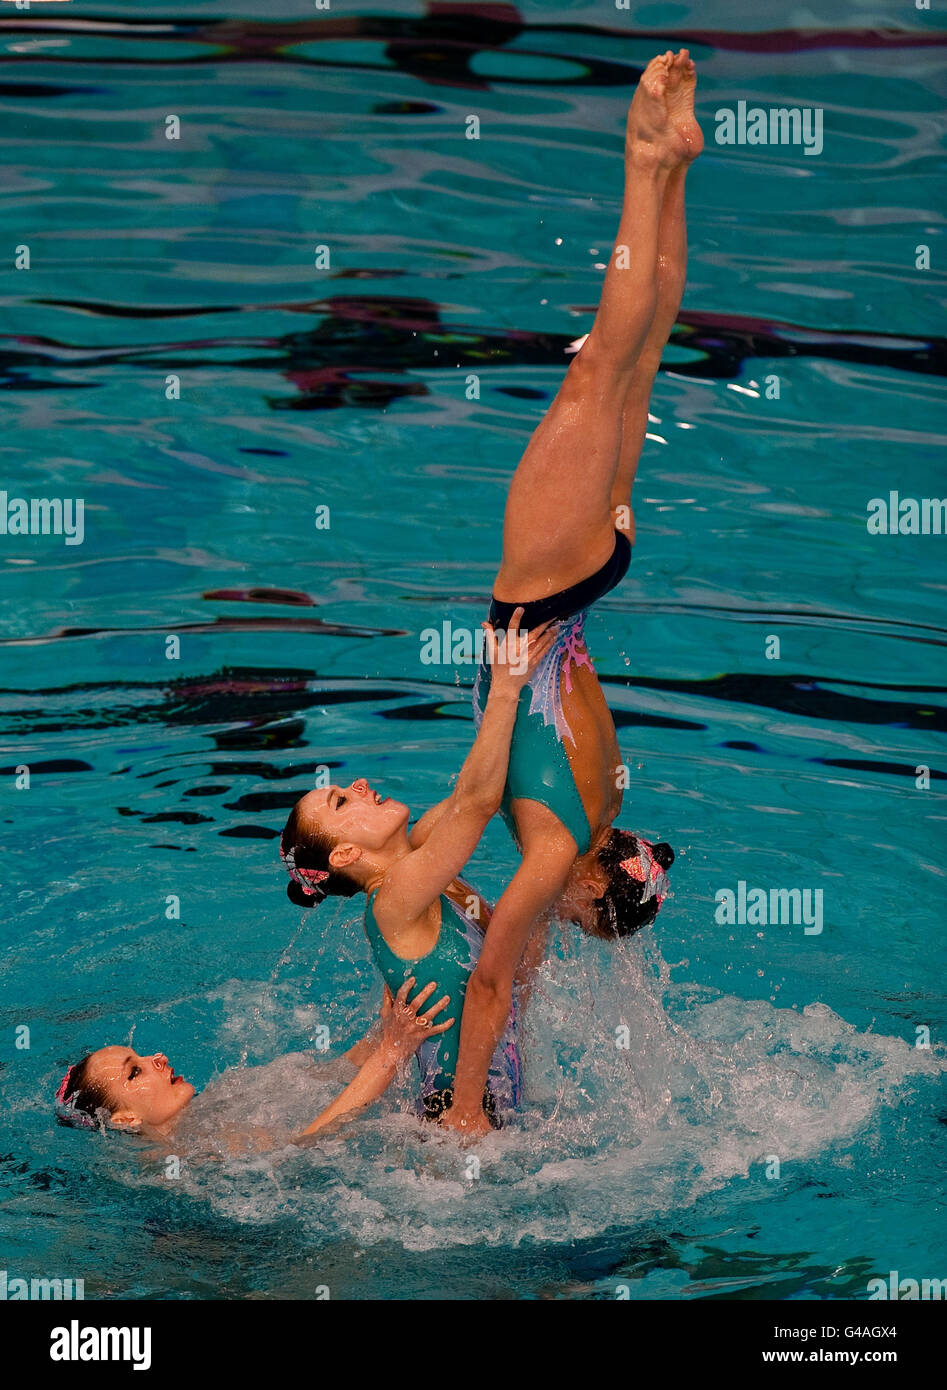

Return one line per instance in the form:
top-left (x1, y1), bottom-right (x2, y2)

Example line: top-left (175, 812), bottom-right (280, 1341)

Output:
top-left (554, 830), bottom-right (611, 919)
top-left (569, 827), bottom-right (611, 879)
top-left (138, 1095), bottom-right (195, 1141)
top-left (360, 828), bottom-right (416, 896)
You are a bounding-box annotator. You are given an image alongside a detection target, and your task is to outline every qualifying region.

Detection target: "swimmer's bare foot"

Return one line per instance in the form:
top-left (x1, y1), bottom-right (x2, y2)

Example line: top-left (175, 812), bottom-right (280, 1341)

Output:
top-left (665, 49), bottom-right (703, 163)
top-left (626, 51), bottom-right (673, 160)
top-left (626, 49), bottom-right (701, 168)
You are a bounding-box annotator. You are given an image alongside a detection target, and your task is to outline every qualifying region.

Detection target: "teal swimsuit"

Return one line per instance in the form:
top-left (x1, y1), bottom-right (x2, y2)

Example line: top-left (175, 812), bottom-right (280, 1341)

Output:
top-left (473, 613), bottom-right (594, 853)
top-left (472, 530), bottom-right (632, 855)
top-left (363, 887), bottom-right (522, 1115)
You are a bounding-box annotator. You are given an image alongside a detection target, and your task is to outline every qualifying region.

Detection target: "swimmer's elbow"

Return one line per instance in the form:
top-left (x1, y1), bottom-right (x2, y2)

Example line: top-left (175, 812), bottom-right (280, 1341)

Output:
top-left (454, 784), bottom-right (503, 823)
top-left (467, 964), bottom-right (512, 1013)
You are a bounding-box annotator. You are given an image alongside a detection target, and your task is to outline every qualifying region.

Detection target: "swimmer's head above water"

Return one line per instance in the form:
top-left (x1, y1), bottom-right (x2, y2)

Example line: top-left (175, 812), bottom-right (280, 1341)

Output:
top-left (56, 1047), bottom-right (195, 1132)
top-left (281, 777), bottom-right (411, 908)
top-left (558, 831), bottom-right (675, 940)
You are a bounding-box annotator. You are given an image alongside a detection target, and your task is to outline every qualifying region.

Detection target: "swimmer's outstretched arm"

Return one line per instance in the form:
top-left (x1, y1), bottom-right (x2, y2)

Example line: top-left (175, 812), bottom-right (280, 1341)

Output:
top-left (343, 985), bottom-right (396, 1066)
top-left (443, 832), bottom-right (576, 1138)
top-left (405, 797), bottom-right (451, 850)
top-left (294, 979), bottom-right (453, 1143)
top-left (375, 614), bottom-right (554, 925)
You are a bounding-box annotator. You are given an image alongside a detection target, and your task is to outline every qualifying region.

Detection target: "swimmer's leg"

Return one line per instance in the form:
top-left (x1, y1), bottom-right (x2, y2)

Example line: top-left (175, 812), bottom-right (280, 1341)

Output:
top-left (610, 152), bottom-right (692, 545)
top-left (494, 50), bottom-right (700, 600)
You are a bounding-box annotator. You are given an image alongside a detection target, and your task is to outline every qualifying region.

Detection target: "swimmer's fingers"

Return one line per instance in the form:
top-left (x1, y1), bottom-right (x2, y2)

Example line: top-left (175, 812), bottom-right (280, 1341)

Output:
top-left (412, 995), bottom-right (452, 1042)
top-left (404, 979), bottom-right (439, 1013)
top-left (487, 604), bottom-right (527, 674)
top-left (419, 992), bottom-right (451, 1022)
top-left (496, 606), bottom-right (530, 678)
top-left (386, 989), bottom-right (453, 1055)
top-left (393, 976), bottom-right (417, 1008)
top-left (383, 981), bottom-right (449, 1053)
top-left (506, 618), bottom-right (556, 683)
top-left (481, 618), bottom-right (500, 670)
top-left (522, 620), bottom-right (557, 673)
top-left (427, 1016), bottom-right (455, 1038)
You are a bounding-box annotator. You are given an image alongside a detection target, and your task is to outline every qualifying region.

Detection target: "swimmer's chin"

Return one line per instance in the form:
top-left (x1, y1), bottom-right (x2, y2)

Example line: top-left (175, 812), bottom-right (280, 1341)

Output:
top-left (111, 1080), bottom-right (197, 1136)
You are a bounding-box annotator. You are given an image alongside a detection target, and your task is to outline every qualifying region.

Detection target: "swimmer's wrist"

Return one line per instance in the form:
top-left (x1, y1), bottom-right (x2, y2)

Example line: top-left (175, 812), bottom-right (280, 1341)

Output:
top-left (446, 1090), bottom-right (479, 1121)
top-left (446, 1105), bottom-right (481, 1131)
top-left (373, 1036), bottom-right (405, 1069)
top-left (484, 681), bottom-right (520, 705)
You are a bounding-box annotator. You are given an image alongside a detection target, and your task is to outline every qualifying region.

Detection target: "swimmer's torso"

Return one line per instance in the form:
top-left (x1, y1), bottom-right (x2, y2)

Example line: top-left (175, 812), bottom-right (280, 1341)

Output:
top-left (474, 612), bottom-right (623, 855)
top-left (363, 881), bottom-right (521, 1109)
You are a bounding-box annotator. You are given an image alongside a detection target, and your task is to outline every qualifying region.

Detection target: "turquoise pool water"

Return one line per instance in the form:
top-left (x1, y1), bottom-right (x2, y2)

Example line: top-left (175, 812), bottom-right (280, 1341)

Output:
top-left (1, 2), bottom-right (944, 1300)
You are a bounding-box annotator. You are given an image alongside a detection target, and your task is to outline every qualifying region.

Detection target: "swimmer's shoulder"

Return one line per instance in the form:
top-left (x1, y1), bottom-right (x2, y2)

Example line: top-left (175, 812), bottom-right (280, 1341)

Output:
top-left (367, 874), bottom-right (441, 957)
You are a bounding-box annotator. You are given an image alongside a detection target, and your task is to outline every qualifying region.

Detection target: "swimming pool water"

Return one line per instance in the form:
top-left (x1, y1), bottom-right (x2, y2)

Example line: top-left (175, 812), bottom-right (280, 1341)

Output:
top-left (0, 1), bottom-right (944, 1300)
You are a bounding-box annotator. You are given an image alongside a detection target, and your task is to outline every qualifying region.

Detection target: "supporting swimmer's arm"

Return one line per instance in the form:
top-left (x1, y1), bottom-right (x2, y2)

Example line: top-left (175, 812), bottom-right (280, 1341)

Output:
top-left (378, 614), bottom-right (554, 923)
top-left (408, 799), bottom-right (451, 850)
top-left (295, 980), bottom-right (453, 1142)
top-left (296, 1046), bottom-right (404, 1140)
top-left (343, 985), bottom-right (395, 1067)
top-left (443, 839), bottom-right (576, 1136)
top-left (514, 915), bottom-right (552, 1015)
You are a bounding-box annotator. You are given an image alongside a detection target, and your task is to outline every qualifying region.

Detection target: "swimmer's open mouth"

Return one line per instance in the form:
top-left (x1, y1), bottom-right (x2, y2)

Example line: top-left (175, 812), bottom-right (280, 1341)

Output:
top-left (170, 1070), bottom-right (183, 1085)
top-left (373, 791), bottom-right (387, 805)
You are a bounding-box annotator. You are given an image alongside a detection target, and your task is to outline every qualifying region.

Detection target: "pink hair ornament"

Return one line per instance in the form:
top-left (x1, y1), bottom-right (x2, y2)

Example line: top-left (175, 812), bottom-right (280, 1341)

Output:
top-left (281, 843), bottom-right (330, 896)
top-left (619, 838), bottom-right (668, 905)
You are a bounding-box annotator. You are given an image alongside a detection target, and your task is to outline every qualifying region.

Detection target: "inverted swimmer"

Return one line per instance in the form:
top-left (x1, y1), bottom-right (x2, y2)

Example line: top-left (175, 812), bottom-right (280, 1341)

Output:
top-left (277, 52), bottom-right (696, 1137)
top-left (440, 50), bottom-right (702, 1136)
top-left (55, 976), bottom-right (452, 1145)
top-left (58, 52), bottom-right (696, 1146)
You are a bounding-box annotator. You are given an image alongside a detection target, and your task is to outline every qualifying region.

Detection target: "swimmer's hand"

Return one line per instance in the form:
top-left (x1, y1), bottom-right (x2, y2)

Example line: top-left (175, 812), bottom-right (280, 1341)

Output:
top-left (438, 1105), bottom-right (492, 1142)
top-left (483, 606), bottom-right (556, 698)
top-left (296, 979), bottom-right (453, 1142)
top-left (380, 977), bottom-right (454, 1061)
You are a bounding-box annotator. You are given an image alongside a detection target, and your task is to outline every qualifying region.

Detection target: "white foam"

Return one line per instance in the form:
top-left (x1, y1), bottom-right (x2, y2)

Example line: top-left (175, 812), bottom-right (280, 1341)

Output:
top-left (135, 937), bottom-right (943, 1251)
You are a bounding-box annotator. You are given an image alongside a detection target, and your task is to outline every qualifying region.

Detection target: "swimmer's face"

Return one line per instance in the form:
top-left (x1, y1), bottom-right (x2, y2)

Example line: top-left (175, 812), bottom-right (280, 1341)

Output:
top-left (86, 1046), bottom-right (195, 1130)
top-left (296, 778), bottom-right (410, 857)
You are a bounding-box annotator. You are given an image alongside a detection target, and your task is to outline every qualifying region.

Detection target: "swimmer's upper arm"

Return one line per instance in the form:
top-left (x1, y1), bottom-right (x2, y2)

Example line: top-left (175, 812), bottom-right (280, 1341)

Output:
top-left (381, 681), bottom-right (523, 923)
top-left (408, 799), bottom-right (451, 849)
top-left (376, 796), bottom-right (499, 926)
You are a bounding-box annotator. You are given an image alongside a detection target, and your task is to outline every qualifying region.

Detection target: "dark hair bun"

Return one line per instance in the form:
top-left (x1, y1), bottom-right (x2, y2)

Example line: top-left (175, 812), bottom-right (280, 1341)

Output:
top-left (651, 841), bottom-right (675, 871)
top-left (585, 828), bottom-right (675, 941)
top-left (287, 880), bottom-right (320, 909)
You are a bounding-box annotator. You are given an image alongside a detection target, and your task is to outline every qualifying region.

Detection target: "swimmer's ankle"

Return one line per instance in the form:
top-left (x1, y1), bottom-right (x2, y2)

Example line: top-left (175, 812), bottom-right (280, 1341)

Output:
top-left (624, 138), bottom-right (668, 174)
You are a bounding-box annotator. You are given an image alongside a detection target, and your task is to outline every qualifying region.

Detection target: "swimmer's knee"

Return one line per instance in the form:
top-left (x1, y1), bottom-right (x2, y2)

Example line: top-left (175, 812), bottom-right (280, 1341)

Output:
top-left (577, 332), bottom-right (643, 385)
